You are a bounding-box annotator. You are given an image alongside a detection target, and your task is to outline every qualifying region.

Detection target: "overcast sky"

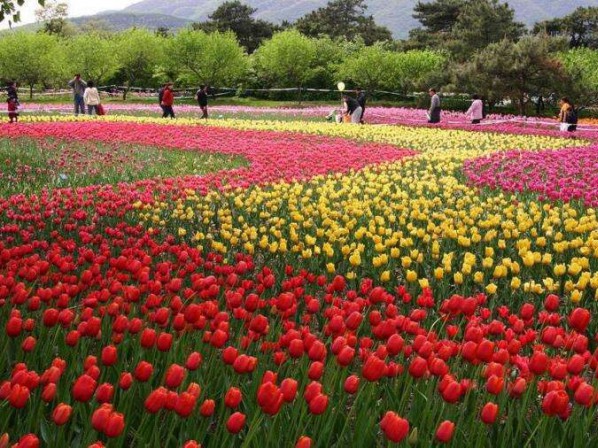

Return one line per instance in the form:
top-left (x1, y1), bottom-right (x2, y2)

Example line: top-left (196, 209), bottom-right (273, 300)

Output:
top-left (1, 0), bottom-right (140, 29)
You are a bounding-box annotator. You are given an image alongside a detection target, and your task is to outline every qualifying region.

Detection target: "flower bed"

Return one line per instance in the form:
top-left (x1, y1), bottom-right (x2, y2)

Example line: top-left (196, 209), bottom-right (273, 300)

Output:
top-left (0, 116), bottom-right (597, 447)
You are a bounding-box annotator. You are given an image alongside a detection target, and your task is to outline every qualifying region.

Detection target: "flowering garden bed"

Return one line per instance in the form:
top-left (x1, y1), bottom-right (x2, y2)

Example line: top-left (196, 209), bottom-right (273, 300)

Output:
top-left (0, 114), bottom-right (597, 447)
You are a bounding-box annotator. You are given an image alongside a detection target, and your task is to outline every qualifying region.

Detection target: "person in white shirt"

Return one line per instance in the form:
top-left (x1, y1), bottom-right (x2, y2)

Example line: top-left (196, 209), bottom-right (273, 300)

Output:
top-left (83, 81), bottom-right (101, 115)
top-left (466, 94), bottom-right (484, 124)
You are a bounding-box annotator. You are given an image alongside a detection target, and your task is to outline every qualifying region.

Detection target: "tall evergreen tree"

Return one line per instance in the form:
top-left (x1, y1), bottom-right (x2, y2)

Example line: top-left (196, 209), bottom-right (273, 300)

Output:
top-left (533, 7), bottom-right (598, 49)
top-left (192, 1), bottom-right (280, 53)
top-left (295, 0), bottom-right (392, 45)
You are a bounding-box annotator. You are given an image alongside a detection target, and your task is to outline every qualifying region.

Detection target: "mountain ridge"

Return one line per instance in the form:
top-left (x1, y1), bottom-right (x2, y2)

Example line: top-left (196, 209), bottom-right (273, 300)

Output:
top-left (123, 0), bottom-right (598, 38)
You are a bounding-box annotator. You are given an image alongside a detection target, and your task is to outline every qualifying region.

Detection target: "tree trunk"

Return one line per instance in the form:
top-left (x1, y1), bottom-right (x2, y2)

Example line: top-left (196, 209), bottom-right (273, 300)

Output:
top-left (297, 85), bottom-right (302, 106)
top-left (29, 84), bottom-right (34, 100)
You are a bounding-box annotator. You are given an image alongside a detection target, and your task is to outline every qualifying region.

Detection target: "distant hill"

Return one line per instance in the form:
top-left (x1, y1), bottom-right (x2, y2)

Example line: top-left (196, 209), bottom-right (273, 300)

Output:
top-left (123, 0), bottom-right (598, 38)
top-left (6, 12), bottom-right (193, 34)
top-left (69, 12), bottom-right (193, 31)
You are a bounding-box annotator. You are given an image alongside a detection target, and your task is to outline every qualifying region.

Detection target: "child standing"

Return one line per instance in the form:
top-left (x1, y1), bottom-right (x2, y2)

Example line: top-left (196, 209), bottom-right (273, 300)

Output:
top-left (6, 81), bottom-right (19, 123)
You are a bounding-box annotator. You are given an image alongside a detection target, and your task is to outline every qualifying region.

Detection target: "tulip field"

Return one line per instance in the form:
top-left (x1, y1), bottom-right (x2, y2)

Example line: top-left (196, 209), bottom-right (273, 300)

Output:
top-left (0, 111), bottom-right (597, 448)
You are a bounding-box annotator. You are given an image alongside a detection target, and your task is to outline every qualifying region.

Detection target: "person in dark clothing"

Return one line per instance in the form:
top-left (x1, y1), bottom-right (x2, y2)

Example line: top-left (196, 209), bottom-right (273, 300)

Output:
top-left (427, 88), bottom-right (441, 123)
top-left (158, 84), bottom-right (166, 116)
top-left (342, 95), bottom-right (362, 124)
top-left (68, 74), bottom-right (87, 116)
top-left (535, 95), bottom-right (545, 115)
top-left (356, 88), bottom-right (366, 124)
top-left (196, 85), bottom-right (209, 119)
top-left (161, 83), bottom-right (175, 119)
top-left (6, 81), bottom-right (19, 123)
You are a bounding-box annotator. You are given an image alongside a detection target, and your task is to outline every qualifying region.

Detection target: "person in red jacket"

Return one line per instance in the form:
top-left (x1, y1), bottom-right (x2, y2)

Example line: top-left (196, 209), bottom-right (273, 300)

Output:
top-left (161, 82), bottom-right (175, 119)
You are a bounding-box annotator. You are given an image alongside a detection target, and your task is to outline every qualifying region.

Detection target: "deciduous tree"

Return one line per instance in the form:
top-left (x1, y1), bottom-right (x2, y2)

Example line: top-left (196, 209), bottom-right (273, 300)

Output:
top-left (168, 29), bottom-right (247, 87)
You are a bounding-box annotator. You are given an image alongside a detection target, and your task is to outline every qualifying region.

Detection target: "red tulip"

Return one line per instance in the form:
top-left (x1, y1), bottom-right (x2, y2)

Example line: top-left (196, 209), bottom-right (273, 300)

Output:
top-left (226, 412), bottom-right (246, 434)
top-left (569, 308), bottom-right (590, 333)
top-left (308, 393), bottom-right (328, 415)
top-left (380, 411), bottom-right (409, 443)
top-left (542, 389), bottom-right (570, 417)
top-left (119, 372), bottom-right (133, 390)
top-left (41, 383), bottom-right (57, 402)
top-left (140, 328), bottom-right (156, 348)
top-left (486, 375), bottom-right (504, 395)
top-left (8, 385), bottom-right (31, 410)
top-left (91, 404), bottom-right (113, 432)
top-left (544, 294), bottom-right (560, 311)
top-left (441, 380), bottom-right (462, 403)
top-left (101, 345), bottom-right (118, 366)
top-left (435, 420), bottom-right (455, 443)
top-left (308, 362), bottom-right (324, 380)
top-left (14, 434), bottom-right (39, 448)
top-left (73, 374), bottom-right (97, 402)
top-left (144, 388), bottom-right (167, 414)
top-left (257, 381), bottom-right (284, 415)
top-left (157, 332), bottom-right (173, 351)
top-left (529, 351), bottom-right (548, 375)
top-left (408, 356), bottom-right (428, 379)
top-left (304, 381), bottom-right (323, 403)
top-left (200, 399), bottom-right (215, 417)
top-left (52, 403), bottom-right (73, 426)
top-left (296, 436), bottom-right (312, 448)
top-left (183, 441), bottom-right (201, 448)
top-left (224, 387), bottom-right (242, 409)
top-left (134, 361), bottom-right (154, 382)
top-left (95, 383), bottom-right (114, 403)
top-left (175, 392), bottom-right (197, 418)
top-left (21, 336), bottom-right (36, 352)
top-left (344, 375), bottom-right (360, 394)
top-left (165, 364), bottom-right (186, 389)
top-left (186, 352), bottom-right (202, 370)
top-left (88, 442), bottom-right (105, 448)
top-left (104, 411), bottom-right (125, 437)
top-left (362, 355), bottom-right (387, 382)
top-left (574, 381), bottom-right (594, 407)
top-left (280, 378), bottom-right (298, 403)
top-left (480, 402), bottom-right (498, 424)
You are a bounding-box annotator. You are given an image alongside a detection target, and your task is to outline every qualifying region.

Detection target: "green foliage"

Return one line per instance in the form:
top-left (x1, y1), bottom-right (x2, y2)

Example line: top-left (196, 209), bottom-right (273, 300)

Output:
top-left (35, 0), bottom-right (74, 37)
top-left (449, 0), bottom-right (525, 60)
top-left (408, 0), bottom-right (524, 59)
top-left (168, 29), bottom-right (247, 87)
top-left (454, 36), bottom-right (569, 114)
top-left (412, 0), bottom-right (464, 33)
top-left (192, 1), bottom-right (279, 53)
top-left (65, 33), bottom-right (119, 84)
top-left (295, 0), bottom-right (392, 46)
top-left (0, 31), bottom-right (63, 96)
top-left (116, 28), bottom-right (165, 93)
top-left (0, 0), bottom-right (44, 24)
top-left (534, 7), bottom-right (598, 49)
top-left (336, 45), bottom-right (446, 94)
top-left (0, 137), bottom-right (246, 197)
top-left (559, 47), bottom-right (598, 107)
top-left (253, 29), bottom-right (318, 89)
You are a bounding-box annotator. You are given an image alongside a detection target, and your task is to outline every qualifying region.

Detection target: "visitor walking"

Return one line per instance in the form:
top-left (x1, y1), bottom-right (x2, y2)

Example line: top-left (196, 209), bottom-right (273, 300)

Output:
top-left (342, 95), bottom-right (362, 124)
top-left (427, 88), bottom-right (441, 123)
top-left (161, 83), bottom-right (175, 119)
top-left (83, 81), bottom-right (101, 116)
top-left (196, 85), bottom-right (209, 119)
top-left (466, 94), bottom-right (484, 124)
top-left (68, 74), bottom-right (87, 116)
top-left (558, 97), bottom-right (577, 132)
top-left (158, 83), bottom-right (166, 115)
top-left (6, 81), bottom-right (19, 123)
top-left (356, 88), bottom-right (366, 124)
